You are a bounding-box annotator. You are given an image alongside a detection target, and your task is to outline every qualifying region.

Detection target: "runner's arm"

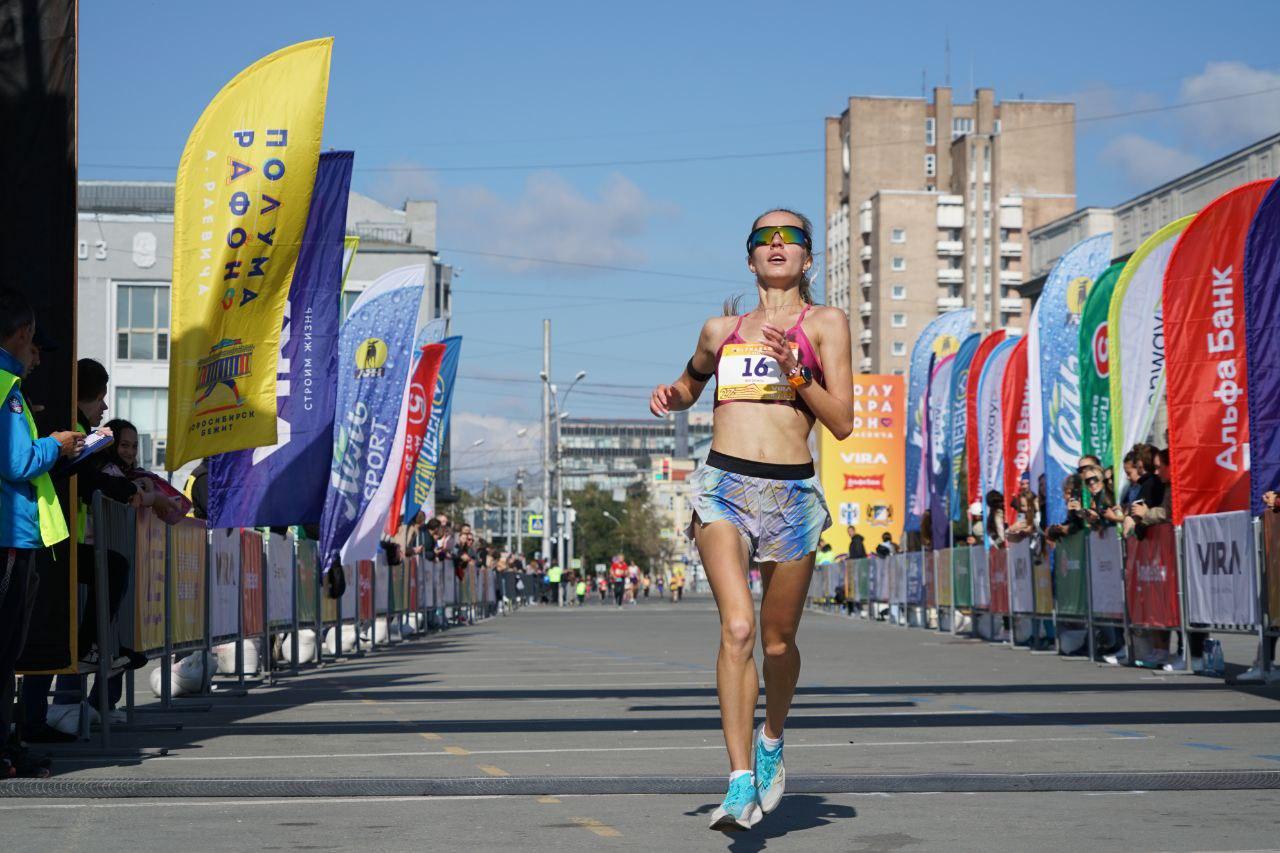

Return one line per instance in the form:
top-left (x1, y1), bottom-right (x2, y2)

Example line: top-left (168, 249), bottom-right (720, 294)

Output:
top-left (650, 318), bottom-right (721, 416)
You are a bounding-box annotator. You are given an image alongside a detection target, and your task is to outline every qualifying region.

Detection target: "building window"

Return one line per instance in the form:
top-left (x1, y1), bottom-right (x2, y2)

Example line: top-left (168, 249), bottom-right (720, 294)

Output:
top-left (891, 313), bottom-right (907, 328)
top-left (115, 284), bottom-right (170, 361)
top-left (891, 256), bottom-right (906, 271)
top-left (115, 387), bottom-right (169, 469)
top-left (924, 117), bottom-right (935, 146)
top-left (891, 285), bottom-right (906, 300)
top-left (890, 228), bottom-right (906, 243)
top-left (993, 118), bottom-right (1002, 135)
top-left (924, 153), bottom-right (936, 177)
top-left (891, 341), bottom-right (906, 357)
top-left (952, 117), bottom-right (973, 139)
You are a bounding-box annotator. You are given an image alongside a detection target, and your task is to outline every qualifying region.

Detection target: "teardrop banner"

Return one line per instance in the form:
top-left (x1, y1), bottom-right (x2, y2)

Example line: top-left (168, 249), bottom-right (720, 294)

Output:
top-left (1078, 262), bottom-right (1124, 469)
top-left (1164, 180), bottom-right (1271, 524)
top-left (1000, 337), bottom-right (1031, 524)
top-left (964, 331), bottom-right (1007, 515)
top-left (1243, 178), bottom-right (1280, 514)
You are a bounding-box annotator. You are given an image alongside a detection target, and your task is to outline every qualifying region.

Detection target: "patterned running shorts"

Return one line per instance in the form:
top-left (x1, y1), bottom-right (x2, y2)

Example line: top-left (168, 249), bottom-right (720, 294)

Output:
top-left (684, 455), bottom-right (832, 564)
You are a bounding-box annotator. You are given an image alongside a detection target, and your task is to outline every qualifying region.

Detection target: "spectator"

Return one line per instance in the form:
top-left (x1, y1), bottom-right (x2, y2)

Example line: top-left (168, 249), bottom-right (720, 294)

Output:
top-left (984, 490), bottom-right (1006, 547)
top-left (1045, 474), bottom-right (1085, 543)
top-left (0, 289), bottom-right (80, 769)
top-left (1078, 465), bottom-right (1116, 531)
top-left (815, 541), bottom-right (835, 565)
top-left (847, 525), bottom-right (867, 559)
top-left (874, 532), bottom-right (897, 558)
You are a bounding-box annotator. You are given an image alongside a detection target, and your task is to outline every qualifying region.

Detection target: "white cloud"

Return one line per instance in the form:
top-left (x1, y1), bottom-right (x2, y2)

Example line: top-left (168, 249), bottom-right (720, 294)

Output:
top-left (1178, 61), bottom-right (1280, 148)
top-left (1100, 133), bottom-right (1201, 189)
top-left (369, 166), bottom-right (676, 275)
top-left (447, 411), bottom-right (542, 488)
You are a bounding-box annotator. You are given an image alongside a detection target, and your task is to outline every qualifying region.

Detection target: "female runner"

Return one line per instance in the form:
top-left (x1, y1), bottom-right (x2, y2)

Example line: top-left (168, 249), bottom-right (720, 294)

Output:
top-left (649, 209), bottom-right (852, 831)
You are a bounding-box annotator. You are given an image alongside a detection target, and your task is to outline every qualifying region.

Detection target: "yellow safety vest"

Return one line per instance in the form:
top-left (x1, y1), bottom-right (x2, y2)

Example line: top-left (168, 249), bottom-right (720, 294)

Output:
top-left (0, 370), bottom-right (69, 547)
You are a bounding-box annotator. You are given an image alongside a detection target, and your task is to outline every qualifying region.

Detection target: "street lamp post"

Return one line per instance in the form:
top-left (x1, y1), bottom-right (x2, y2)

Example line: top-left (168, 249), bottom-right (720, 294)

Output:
top-left (540, 369), bottom-right (587, 573)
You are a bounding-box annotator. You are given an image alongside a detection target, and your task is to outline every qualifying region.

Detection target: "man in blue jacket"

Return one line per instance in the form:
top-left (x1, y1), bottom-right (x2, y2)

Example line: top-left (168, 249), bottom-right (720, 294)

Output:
top-left (0, 288), bottom-right (81, 763)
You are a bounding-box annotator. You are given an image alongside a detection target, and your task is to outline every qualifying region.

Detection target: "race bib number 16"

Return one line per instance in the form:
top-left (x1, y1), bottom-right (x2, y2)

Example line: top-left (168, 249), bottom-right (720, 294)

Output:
top-left (717, 342), bottom-right (796, 402)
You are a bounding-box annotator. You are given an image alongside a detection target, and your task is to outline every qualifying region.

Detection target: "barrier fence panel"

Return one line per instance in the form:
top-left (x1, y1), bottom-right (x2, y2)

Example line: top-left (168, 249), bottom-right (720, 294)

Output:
top-left (1183, 511), bottom-right (1260, 627)
top-left (340, 559), bottom-right (357, 621)
top-left (953, 547), bottom-right (972, 608)
top-left (357, 560), bottom-right (374, 623)
top-left (1009, 539), bottom-right (1034, 615)
top-left (266, 532), bottom-right (294, 630)
top-left (970, 545), bottom-right (990, 609)
top-left (1088, 529), bottom-right (1125, 622)
top-left (855, 558), bottom-right (870, 605)
top-left (296, 540), bottom-right (318, 626)
top-left (240, 530), bottom-right (265, 638)
top-left (1125, 522), bottom-right (1180, 627)
top-left (210, 530), bottom-right (240, 642)
top-left (1054, 531), bottom-right (1088, 618)
top-left (169, 519), bottom-right (207, 650)
top-left (936, 548), bottom-right (953, 608)
top-left (988, 547), bottom-right (1009, 614)
top-left (1264, 511), bottom-right (1280, 629)
top-left (906, 552), bottom-right (925, 607)
top-left (923, 551), bottom-right (936, 609)
top-left (374, 556), bottom-right (390, 617)
top-left (888, 555), bottom-right (904, 607)
top-left (1033, 552), bottom-right (1054, 616)
top-left (134, 511), bottom-right (167, 655)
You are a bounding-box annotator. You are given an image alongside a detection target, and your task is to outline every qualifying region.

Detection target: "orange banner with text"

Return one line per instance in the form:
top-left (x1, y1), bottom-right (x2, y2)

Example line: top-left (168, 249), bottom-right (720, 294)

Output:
top-left (819, 375), bottom-right (906, 555)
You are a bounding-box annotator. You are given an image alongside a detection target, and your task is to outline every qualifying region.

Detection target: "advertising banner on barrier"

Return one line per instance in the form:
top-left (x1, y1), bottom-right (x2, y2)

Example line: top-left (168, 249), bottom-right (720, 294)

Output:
top-left (1183, 510), bottom-right (1259, 626)
top-left (241, 531), bottom-right (264, 636)
top-left (317, 265), bottom-right (426, 569)
top-left (296, 539), bottom-right (317, 624)
top-left (357, 560), bottom-right (374, 622)
top-left (989, 547), bottom-right (1009, 613)
top-left (1008, 538), bottom-right (1034, 614)
top-left (210, 529), bottom-right (240, 639)
top-left (971, 545), bottom-right (990, 608)
top-left (266, 532), bottom-right (294, 626)
top-left (423, 561), bottom-right (437, 609)
top-left (375, 557), bottom-right (390, 615)
top-left (1245, 179), bottom-right (1280, 515)
top-left (1033, 554), bottom-right (1054, 615)
top-left (444, 561), bottom-right (457, 605)
top-left (208, 151), bottom-right (354, 528)
top-left (392, 563), bottom-right (408, 612)
top-left (924, 551), bottom-right (936, 609)
top-left (1001, 337), bottom-right (1032, 523)
top-left (1125, 522), bottom-right (1179, 627)
top-left (167, 39), bottom-right (332, 469)
top-left (953, 546), bottom-right (972, 608)
top-left (948, 334), bottom-right (982, 524)
top-left (134, 512), bottom-right (167, 652)
top-left (820, 375), bottom-right (905, 554)
top-left (1079, 262), bottom-right (1123, 469)
top-left (170, 520), bottom-right (207, 647)
top-left (978, 338), bottom-right (1019, 545)
top-left (1055, 531), bottom-right (1088, 617)
top-left (1264, 511), bottom-right (1280, 627)
top-left (1088, 529), bottom-right (1125, 619)
top-left (1166, 181), bottom-right (1271, 524)
top-left (1038, 233), bottom-right (1115, 526)
top-left (905, 310), bottom-right (973, 532)
top-left (1110, 217), bottom-right (1192, 468)
top-left (935, 549), bottom-right (953, 607)
top-left (906, 551), bottom-right (924, 606)
top-left (965, 332), bottom-right (1007, 513)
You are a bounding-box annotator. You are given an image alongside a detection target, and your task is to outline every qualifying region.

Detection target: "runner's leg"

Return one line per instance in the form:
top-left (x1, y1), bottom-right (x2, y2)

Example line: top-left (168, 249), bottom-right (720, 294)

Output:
top-left (759, 553), bottom-right (815, 739)
top-left (693, 517), bottom-right (756, 772)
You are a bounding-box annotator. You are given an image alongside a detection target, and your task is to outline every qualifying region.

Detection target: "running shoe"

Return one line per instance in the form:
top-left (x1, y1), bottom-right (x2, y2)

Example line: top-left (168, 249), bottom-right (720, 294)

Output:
top-left (708, 772), bottom-right (761, 832)
top-left (752, 723), bottom-right (786, 814)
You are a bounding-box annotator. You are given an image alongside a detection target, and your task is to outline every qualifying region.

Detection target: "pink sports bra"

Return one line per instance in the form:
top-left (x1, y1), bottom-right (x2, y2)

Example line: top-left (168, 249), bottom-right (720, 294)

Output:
top-left (713, 304), bottom-right (826, 413)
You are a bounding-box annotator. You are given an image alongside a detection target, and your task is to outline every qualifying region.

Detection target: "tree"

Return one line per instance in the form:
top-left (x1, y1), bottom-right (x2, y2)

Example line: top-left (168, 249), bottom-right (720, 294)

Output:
top-left (567, 482), bottom-right (666, 576)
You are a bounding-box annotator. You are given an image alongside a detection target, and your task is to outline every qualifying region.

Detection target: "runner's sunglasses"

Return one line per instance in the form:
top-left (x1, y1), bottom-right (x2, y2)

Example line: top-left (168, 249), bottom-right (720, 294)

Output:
top-left (746, 225), bottom-right (811, 252)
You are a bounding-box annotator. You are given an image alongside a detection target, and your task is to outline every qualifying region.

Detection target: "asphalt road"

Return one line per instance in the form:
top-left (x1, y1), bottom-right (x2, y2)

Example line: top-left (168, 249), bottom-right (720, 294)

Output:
top-left (4, 594), bottom-right (1280, 852)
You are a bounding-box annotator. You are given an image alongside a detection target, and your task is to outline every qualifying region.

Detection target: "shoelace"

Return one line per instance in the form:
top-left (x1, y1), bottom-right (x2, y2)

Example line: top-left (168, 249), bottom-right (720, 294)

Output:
top-left (755, 741), bottom-right (781, 787)
top-left (723, 776), bottom-right (755, 814)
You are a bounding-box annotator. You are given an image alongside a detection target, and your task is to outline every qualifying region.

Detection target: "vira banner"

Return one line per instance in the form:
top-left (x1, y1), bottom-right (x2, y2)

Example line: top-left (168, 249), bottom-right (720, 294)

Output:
top-left (819, 375), bottom-right (905, 554)
top-left (1079, 262), bottom-right (1123, 468)
top-left (1183, 510), bottom-right (1259, 626)
top-left (167, 39), bottom-right (332, 469)
top-left (1037, 233), bottom-right (1114, 525)
top-left (948, 333), bottom-right (982, 523)
top-left (965, 331), bottom-right (1007, 514)
top-left (977, 337), bottom-right (1018, 545)
top-left (1164, 180), bottom-right (1270, 524)
top-left (1000, 337), bottom-right (1031, 523)
top-left (1244, 178), bottom-right (1280, 514)
top-left (403, 335), bottom-right (464, 525)
top-left (1108, 217), bottom-right (1193, 464)
top-left (317, 265), bottom-right (426, 570)
top-left (208, 150), bottom-right (353, 527)
top-left (904, 309), bottom-right (972, 532)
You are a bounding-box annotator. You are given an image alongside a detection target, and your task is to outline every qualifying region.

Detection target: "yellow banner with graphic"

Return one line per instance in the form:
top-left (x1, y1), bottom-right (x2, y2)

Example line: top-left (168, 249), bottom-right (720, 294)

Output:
top-left (167, 38), bottom-right (332, 469)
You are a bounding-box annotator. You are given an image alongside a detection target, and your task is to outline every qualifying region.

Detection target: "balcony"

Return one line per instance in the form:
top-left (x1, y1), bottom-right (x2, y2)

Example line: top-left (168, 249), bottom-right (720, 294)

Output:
top-left (1000, 297), bottom-right (1025, 313)
top-left (859, 272), bottom-right (872, 287)
top-left (859, 245), bottom-right (872, 262)
top-left (999, 270), bottom-right (1023, 285)
top-left (859, 328), bottom-right (873, 344)
top-left (1000, 241), bottom-right (1022, 256)
top-left (859, 201), bottom-right (872, 233)
top-left (937, 268), bottom-right (963, 285)
top-left (936, 240), bottom-right (963, 256)
top-left (937, 295), bottom-right (964, 311)
top-left (859, 301), bottom-right (872, 318)
top-left (859, 356), bottom-right (873, 373)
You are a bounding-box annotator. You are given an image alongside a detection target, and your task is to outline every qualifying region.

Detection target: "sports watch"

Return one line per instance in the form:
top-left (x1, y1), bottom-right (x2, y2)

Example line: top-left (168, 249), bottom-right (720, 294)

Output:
top-left (786, 364), bottom-right (812, 390)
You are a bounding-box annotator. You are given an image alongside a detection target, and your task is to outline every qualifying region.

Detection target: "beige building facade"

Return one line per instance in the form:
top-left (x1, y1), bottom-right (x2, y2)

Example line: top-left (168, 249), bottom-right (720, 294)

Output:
top-left (825, 88), bottom-right (1076, 372)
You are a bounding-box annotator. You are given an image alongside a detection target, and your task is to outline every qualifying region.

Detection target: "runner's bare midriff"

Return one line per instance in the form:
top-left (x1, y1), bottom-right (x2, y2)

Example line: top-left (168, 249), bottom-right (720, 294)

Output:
top-left (710, 402), bottom-right (814, 464)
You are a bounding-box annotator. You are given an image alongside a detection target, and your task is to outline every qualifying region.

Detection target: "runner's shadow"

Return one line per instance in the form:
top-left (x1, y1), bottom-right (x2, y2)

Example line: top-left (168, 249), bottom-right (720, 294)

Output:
top-left (686, 795), bottom-right (856, 850)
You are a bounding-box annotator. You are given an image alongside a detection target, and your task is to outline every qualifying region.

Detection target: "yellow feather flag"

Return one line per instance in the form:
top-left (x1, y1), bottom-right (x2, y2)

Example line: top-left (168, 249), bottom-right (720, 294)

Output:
top-left (167, 38), bottom-right (332, 470)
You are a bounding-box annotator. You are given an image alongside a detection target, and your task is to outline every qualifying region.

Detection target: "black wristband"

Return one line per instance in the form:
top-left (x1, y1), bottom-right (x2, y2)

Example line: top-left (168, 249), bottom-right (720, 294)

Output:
top-left (686, 358), bottom-right (713, 383)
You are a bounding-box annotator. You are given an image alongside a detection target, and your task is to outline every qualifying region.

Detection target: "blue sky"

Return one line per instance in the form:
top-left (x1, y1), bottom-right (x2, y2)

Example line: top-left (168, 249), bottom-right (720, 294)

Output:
top-left (81, 1), bottom-right (1280, 485)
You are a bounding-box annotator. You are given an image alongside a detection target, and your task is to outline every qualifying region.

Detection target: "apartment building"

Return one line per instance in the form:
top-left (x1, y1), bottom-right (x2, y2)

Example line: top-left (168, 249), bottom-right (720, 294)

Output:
top-left (825, 88), bottom-right (1076, 371)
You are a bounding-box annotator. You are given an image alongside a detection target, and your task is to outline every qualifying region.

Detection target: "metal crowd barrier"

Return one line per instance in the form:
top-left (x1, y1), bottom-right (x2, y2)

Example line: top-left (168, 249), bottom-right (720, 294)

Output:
top-left (65, 494), bottom-right (508, 751)
top-left (807, 513), bottom-right (1278, 681)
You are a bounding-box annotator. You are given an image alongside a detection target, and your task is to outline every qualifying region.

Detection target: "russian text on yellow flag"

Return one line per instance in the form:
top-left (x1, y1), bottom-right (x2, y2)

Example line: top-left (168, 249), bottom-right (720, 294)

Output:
top-left (166, 38), bottom-right (332, 470)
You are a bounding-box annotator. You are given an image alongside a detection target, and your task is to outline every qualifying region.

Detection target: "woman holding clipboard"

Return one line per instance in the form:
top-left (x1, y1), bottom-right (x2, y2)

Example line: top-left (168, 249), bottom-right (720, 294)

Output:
top-left (649, 209), bottom-right (852, 831)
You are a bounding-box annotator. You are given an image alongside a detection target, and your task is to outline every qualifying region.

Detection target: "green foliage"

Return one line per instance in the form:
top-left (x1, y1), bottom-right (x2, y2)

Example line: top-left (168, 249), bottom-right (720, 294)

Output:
top-left (568, 482), bottom-right (669, 576)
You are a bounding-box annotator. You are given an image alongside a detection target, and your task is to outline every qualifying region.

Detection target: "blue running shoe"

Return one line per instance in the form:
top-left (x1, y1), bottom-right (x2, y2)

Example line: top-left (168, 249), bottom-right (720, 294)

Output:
top-left (709, 772), bottom-right (762, 831)
top-left (753, 723), bottom-right (785, 813)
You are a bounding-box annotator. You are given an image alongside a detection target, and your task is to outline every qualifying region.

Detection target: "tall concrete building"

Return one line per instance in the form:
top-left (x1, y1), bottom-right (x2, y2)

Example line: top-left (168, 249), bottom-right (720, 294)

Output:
top-left (825, 88), bottom-right (1076, 372)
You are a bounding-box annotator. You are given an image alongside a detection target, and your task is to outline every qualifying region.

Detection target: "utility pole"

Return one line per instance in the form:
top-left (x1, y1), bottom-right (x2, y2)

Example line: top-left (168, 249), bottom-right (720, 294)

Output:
top-left (505, 484), bottom-right (513, 550)
top-left (556, 414), bottom-right (565, 571)
top-left (541, 320), bottom-right (551, 566)
top-left (481, 478), bottom-right (490, 542)
top-left (515, 467), bottom-right (525, 560)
